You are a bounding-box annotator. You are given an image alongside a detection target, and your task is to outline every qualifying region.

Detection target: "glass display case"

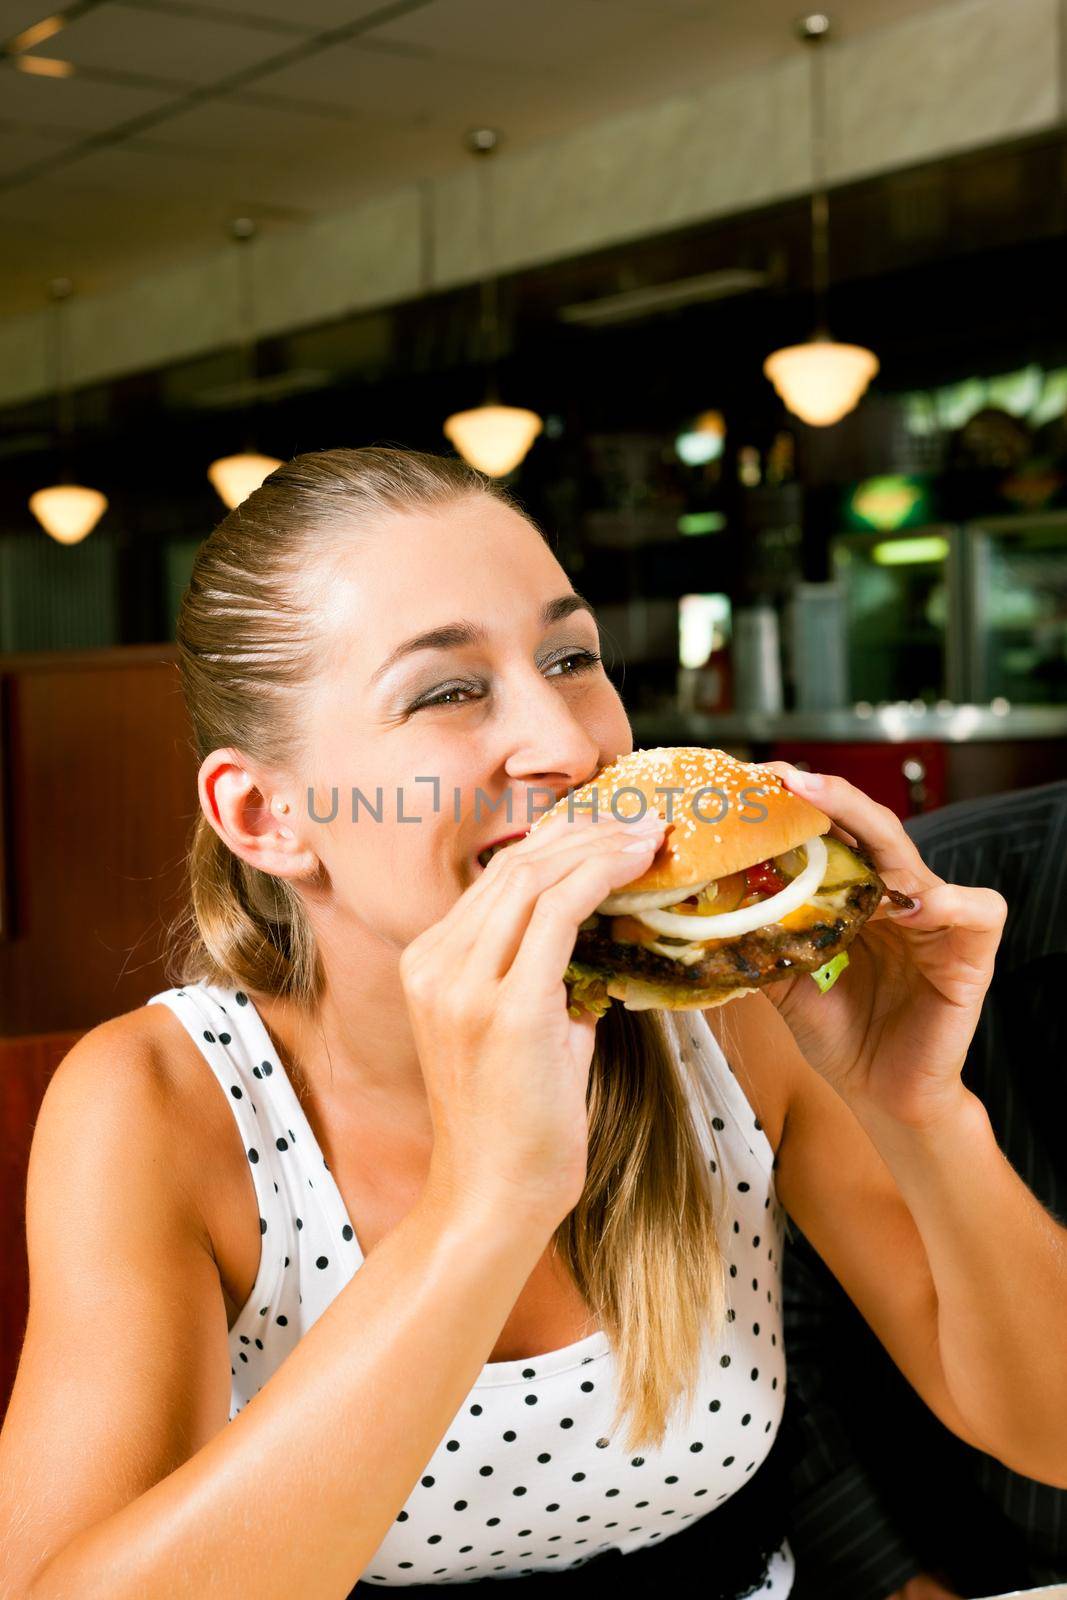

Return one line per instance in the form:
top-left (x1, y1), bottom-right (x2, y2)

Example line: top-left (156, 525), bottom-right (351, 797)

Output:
top-left (831, 513), bottom-right (1067, 706)
top-left (964, 513), bottom-right (1067, 705)
top-left (830, 525), bottom-right (957, 705)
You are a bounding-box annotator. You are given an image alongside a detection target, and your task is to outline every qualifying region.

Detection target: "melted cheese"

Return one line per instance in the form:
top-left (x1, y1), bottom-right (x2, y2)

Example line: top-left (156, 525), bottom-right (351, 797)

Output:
top-left (778, 904), bottom-right (830, 931)
top-left (610, 915), bottom-right (660, 947)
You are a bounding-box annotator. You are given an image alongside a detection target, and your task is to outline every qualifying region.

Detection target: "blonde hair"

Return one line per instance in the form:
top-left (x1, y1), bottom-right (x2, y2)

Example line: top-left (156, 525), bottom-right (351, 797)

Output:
top-left (168, 445), bottom-right (727, 1451)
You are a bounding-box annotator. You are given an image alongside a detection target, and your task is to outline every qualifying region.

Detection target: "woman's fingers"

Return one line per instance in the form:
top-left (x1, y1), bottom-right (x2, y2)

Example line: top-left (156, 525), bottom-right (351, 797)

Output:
top-left (410, 802), bottom-right (601, 959)
top-left (882, 879), bottom-right (1007, 978)
top-left (762, 761), bottom-right (933, 890)
top-left (413, 804), bottom-right (665, 969)
top-left (466, 818), bottom-right (667, 983)
top-left (500, 832), bottom-right (665, 1005)
top-left (791, 780), bottom-right (1005, 980)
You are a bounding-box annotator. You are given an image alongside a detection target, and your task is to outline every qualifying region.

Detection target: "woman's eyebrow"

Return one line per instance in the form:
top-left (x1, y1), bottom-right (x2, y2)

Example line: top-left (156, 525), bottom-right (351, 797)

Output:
top-left (368, 593), bottom-right (597, 688)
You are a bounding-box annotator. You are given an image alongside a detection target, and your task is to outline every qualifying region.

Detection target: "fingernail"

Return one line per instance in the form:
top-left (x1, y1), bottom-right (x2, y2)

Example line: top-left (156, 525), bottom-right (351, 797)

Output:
top-left (628, 811), bottom-right (666, 831)
top-left (887, 897), bottom-right (921, 916)
top-left (622, 835), bottom-right (660, 852)
top-left (785, 768), bottom-right (822, 792)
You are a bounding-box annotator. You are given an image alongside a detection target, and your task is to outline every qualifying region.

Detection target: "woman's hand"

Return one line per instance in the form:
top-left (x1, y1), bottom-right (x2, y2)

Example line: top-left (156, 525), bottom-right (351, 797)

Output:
top-left (755, 763), bottom-right (1008, 1129)
top-left (399, 804), bottom-right (667, 1232)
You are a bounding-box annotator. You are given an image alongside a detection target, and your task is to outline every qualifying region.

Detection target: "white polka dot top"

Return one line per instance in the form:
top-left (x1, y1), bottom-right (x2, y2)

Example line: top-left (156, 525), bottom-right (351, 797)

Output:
top-left (146, 980), bottom-right (794, 1594)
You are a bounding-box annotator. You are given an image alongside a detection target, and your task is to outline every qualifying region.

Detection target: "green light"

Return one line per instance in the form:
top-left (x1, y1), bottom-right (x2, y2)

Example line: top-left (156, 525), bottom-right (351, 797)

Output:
top-left (901, 361), bottom-right (1067, 439)
top-left (935, 378), bottom-right (985, 431)
top-left (987, 363), bottom-right (1043, 418)
top-left (677, 511), bottom-right (727, 536)
top-left (848, 474), bottom-right (927, 532)
top-left (1031, 365), bottom-right (1067, 425)
top-left (871, 535), bottom-right (949, 566)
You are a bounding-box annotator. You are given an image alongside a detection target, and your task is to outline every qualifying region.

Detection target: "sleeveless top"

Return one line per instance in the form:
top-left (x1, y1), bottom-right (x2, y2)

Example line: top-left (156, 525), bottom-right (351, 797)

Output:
top-left (146, 980), bottom-right (794, 1594)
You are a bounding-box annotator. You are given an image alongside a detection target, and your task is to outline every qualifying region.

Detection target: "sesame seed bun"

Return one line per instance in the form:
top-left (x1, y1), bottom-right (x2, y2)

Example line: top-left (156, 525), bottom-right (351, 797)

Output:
top-left (531, 745), bottom-right (831, 890)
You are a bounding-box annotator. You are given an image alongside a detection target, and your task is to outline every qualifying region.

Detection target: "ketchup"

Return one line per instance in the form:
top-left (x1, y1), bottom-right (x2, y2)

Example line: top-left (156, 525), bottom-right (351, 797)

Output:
top-left (743, 859), bottom-right (786, 897)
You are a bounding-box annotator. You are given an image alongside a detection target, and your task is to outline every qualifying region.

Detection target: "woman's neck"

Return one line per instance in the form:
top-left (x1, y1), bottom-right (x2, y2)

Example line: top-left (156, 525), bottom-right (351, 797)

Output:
top-left (251, 958), bottom-right (433, 1136)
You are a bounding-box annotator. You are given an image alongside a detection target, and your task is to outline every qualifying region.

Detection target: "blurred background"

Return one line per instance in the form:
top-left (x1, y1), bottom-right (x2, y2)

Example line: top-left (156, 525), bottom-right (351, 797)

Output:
top-left (1, 0), bottom-right (1066, 1030)
top-left (5, 0), bottom-right (1067, 1560)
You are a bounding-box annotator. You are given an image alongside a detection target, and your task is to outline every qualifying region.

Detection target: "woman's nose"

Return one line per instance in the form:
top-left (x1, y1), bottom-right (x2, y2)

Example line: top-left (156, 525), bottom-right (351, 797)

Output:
top-left (501, 676), bottom-right (603, 788)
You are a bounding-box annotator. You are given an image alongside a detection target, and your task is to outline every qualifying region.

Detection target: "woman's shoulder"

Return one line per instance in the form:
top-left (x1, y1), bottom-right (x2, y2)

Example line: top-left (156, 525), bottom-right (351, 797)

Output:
top-left (49, 997), bottom-right (242, 1220)
top-left (62, 995), bottom-right (208, 1108)
top-left (55, 1001), bottom-right (187, 1106)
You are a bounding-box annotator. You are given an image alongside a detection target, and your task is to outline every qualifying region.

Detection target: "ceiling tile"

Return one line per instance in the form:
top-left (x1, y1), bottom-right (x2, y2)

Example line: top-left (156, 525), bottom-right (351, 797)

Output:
top-left (0, 0), bottom-right (1012, 323)
top-left (129, 95), bottom-right (457, 205)
top-left (133, 0), bottom-right (396, 29)
top-left (0, 121), bottom-right (76, 181)
top-left (372, 0), bottom-right (937, 94)
top-left (33, 2), bottom-right (293, 85)
top-left (143, 92), bottom-right (365, 157)
top-left (367, 0), bottom-right (671, 72)
top-left (0, 63), bottom-right (176, 135)
top-left (253, 37), bottom-right (556, 125)
top-left (66, 130), bottom-right (394, 214)
top-left (0, 2), bottom-right (57, 43)
top-left (559, 0), bottom-right (948, 139)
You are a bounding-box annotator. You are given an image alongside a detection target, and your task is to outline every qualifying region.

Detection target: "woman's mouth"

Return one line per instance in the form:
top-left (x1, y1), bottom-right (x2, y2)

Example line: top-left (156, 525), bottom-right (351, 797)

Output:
top-left (475, 835), bottom-right (525, 871)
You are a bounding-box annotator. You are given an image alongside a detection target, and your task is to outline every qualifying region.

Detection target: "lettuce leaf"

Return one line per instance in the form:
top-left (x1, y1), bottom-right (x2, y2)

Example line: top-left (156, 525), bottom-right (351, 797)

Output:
top-left (809, 950), bottom-right (849, 994)
top-left (563, 962), bottom-right (613, 1020)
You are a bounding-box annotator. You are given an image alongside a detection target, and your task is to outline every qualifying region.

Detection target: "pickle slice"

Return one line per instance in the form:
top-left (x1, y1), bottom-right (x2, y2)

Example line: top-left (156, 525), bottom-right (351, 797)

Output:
top-left (818, 837), bottom-right (873, 892)
top-left (775, 837), bottom-right (870, 892)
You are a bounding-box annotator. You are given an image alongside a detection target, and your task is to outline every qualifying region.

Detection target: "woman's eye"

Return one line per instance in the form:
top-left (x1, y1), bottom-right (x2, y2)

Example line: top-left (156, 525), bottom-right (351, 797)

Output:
top-left (410, 650), bottom-right (601, 712)
top-left (411, 683), bottom-right (480, 710)
top-left (545, 649), bottom-right (602, 678)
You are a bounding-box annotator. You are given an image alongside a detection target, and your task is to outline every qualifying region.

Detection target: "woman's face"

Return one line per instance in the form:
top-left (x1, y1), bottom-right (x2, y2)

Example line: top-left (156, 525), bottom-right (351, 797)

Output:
top-left (295, 494), bottom-right (633, 953)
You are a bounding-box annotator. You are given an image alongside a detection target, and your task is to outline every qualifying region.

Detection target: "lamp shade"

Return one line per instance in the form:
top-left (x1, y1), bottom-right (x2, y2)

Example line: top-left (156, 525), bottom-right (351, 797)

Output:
top-left (763, 338), bottom-right (879, 426)
top-left (29, 484), bottom-right (107, 544)
top-left (208, 451), bottom-right (283, 509)
top-left (443, 404), bottom-right (543, 477)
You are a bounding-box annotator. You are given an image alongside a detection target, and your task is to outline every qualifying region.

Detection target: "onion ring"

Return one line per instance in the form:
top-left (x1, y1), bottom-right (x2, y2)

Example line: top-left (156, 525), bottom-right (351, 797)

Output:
top-left (632, 834), bottom-right (829, 941)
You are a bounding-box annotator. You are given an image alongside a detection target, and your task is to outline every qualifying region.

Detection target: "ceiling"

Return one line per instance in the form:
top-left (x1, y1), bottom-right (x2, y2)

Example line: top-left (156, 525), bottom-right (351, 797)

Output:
top-left (0, 0), bottom-right (936, 319)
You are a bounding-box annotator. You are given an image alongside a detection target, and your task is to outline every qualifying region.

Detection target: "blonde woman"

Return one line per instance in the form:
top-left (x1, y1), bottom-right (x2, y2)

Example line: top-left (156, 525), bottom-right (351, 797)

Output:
top-left (1, 448), bottom-right (1064, 1600)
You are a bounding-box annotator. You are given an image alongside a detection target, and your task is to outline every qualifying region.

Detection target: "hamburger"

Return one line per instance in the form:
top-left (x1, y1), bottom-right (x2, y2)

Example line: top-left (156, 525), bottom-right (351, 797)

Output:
top-left (527, 746), bottom-right (895, 1017)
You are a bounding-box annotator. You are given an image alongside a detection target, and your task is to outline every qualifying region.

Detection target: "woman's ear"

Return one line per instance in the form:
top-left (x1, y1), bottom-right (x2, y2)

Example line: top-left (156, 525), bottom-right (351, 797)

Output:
top-left (198, 749), bottom-right (319, 883)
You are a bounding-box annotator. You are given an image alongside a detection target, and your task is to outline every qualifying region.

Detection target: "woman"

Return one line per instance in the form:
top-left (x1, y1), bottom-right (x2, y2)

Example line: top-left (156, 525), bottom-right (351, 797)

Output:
top-left (1, 447), bottom-right (1064, 1600)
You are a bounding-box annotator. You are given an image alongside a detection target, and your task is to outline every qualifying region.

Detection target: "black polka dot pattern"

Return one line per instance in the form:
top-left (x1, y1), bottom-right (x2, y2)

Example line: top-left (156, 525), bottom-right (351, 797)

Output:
top-left (144, 986), bottom-right (792, 1592)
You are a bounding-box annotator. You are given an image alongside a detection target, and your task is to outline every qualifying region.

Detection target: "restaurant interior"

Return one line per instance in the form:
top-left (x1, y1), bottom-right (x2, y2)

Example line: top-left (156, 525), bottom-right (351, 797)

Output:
top-left (1, 1), bottom-right (1065, 1592)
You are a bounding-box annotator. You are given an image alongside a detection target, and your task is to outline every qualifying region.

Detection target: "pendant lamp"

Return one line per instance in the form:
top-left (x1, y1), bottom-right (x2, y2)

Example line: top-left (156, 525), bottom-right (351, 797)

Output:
top-left (443, 129), bottom-right (543, 477)
top-left (208, 218), bottom-right (282, 509)
top-left (763, 15), bottom-right (879, 426)
top-left (207, 452), bottom-right (283, 510)
top-left (29, 278), bottom-right (108, 544)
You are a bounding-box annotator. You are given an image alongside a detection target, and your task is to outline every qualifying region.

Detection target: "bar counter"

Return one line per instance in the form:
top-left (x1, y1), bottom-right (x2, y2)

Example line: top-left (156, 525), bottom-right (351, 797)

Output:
top-left (630, 703), bottom-right (1067, 745)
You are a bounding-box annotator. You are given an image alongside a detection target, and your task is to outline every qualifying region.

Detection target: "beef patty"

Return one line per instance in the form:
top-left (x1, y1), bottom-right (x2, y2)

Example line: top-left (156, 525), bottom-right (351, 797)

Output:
top-left (571, 873), bottom-right (885, 995)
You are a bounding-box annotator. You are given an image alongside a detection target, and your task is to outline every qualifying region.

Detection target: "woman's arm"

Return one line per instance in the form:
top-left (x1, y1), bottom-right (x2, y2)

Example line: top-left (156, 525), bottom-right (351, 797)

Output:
top-left (0, 1024), bottom-right (552, 1600)
top-left (711, 992), bottom-right (1067, 1488)
top-left (851, 1086), bottom-right (1067, 1488)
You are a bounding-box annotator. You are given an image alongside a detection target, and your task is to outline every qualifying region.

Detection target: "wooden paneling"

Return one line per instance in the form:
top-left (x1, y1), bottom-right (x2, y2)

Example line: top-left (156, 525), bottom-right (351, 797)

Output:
top-left (0, 1031), bottom-right (84, 1419)
top-left (0, 645), bottom-right (199, 1418)
top-left (0, 644), bottom-right (199, 1034)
